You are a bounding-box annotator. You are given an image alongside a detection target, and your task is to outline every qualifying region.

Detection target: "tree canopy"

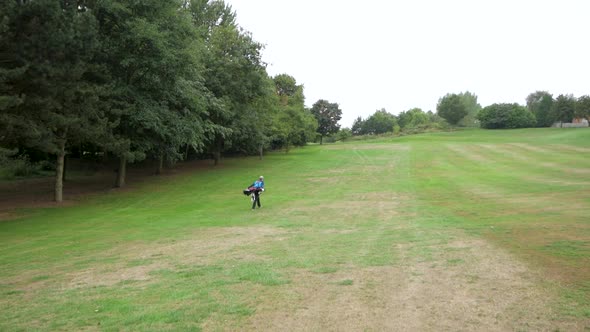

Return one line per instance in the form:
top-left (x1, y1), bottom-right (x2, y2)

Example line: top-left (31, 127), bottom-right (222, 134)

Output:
top-left (398, 108), bottom-right (430, 129)
top-left (526, 91), bottom-right (554, 127)
top-left (436, 94), bottom-right (468, 125)
top-left (310, 99), bottom-right (342, 144)
top-left (552, 94), bottom-right (576, 124)
top-left (477, 103), bottom-right (536, 129)
top-left (575, 95), bottom-right (590, 120)
top-left (352, 109), bottom-right (398, 135)
top-left (457, 92), bottom-right (482, 127)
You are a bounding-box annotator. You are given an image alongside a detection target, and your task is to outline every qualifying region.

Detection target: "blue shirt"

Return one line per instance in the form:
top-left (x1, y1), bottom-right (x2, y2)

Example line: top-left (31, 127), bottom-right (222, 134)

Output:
top-left (253, 180), bottom-right (264, 189)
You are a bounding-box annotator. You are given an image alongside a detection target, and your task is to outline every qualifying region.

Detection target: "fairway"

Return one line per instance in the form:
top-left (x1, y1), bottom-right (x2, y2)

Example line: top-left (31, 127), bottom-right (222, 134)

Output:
top-left (1, 128), bottom-right (589, 331)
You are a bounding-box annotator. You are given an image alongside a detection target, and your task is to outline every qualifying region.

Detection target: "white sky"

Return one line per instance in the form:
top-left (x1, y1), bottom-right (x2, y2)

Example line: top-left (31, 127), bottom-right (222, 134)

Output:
top-left (225, 0), bottom-right (590, 127)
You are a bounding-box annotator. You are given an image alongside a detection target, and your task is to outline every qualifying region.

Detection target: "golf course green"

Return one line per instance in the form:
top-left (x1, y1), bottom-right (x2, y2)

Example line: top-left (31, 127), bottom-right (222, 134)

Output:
top-left (1, 128), bottom-right (589, 331)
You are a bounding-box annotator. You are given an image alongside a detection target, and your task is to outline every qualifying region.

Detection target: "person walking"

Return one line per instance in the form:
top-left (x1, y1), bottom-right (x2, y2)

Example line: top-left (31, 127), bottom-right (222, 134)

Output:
top-left (251, 176), bottom-right (264, 210)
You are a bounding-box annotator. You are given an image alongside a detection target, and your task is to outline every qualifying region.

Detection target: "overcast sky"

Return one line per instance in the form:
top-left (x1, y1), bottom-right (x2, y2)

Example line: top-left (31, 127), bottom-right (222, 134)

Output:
top-left (225, 0), bottom-right (590, 127)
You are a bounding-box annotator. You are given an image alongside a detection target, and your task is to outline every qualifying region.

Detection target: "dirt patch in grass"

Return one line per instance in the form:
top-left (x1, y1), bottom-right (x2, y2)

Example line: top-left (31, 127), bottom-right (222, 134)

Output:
top-left (69, 263), bottom-right (161, 288)
top-left (245, 234), bottom-right (583, 331)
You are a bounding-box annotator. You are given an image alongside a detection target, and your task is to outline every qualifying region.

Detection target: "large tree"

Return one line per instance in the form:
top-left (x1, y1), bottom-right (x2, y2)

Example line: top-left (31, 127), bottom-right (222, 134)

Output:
top-left (351, 116), bottom-right (364, 135)
top-left (273, 74), bottom-right (299, 100)
top-left (0, 0), bottom-right (106, 202)
top-left (552, 94), bottom-right (576, 125)
top-left (191, 1), bottom-right (268, 165)
top-left (398, 108), bottom-right (429, 129)
top-left (271, 74), bottom-right (317, 152)
top-left (477, 103), bottom-right (535, 129)
top-left (526, 91), bottom-right (554, 127)
top-left (457, 91), bottom-right (482, 127)
top-left (362, 109), bottom-right (397, 135)
top-left (94, 0), bottom-right (208, 185)
top-left (310, 99), bottom-right (342, 144)
top-left (229, 74), bottom-right (279, 159)
top-left (437, 93), bottom-right (468, 125)
top-left (575, 95), bottom-right (590, 120)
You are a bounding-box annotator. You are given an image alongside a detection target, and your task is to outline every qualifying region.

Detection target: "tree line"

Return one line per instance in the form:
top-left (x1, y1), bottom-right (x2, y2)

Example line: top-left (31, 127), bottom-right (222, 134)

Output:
top-left (478, 92), bottom-right (589, 129)
top-left (348, 90), bottom-right (590, 136)
top-left (0, 0), bottom-right (336, 202)
top-left (350, 92), bottom-right (480, 136)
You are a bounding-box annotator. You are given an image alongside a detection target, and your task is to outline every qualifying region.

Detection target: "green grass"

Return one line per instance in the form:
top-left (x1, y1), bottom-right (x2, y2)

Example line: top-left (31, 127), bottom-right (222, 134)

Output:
top-left (0, 128), bottom-right (589, 330)
top-left (335, 279), bottom-right (354, 286)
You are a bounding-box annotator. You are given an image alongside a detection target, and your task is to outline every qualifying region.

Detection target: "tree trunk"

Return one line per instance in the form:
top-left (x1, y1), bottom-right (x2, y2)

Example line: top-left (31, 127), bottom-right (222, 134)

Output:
top-left (116, 155), bottom-right (127, 188)
top-left (213, 139), bottom-right (222, 166)
top-left (184, 145), bottom-right (189, 161)
top-left (156, 153), bottom-right (164, 175)
top-left (259, 144), bottom-right (263, 160)
top-left (320, 135), bottom-right (323, 145)
top-left (213, 150), bottom-right (220, 166)
top-left (55, 142), bottom-right (66, 202)
top-left (62, 154), bottom-right (67, 183)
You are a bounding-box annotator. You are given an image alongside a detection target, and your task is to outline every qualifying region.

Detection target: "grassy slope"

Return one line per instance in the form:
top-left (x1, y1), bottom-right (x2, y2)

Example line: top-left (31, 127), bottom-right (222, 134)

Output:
top-left (0, 128), bottom-right (588, 330)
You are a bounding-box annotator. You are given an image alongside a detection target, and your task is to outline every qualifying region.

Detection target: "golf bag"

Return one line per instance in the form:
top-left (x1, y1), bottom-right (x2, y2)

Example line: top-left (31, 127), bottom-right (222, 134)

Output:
top-left (243, 185), bottom-right (257, 196)
top-left (243, 185), bottom-right (263, 204)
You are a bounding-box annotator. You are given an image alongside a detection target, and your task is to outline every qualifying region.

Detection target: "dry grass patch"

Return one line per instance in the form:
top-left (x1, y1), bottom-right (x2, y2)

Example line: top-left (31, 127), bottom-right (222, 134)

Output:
top-left (476, 144), bottom-right (538, 163)
top-left (69, 263), bottom-right (162, 288)
top-left (523, 176), bottom-right (590, 187)
top-left (508, 143), bottom-right (553, 154)
top-left (244, 232), bottom-right (582, 331)
top-left (7, 226), bottom-right (289, 292)
top-left (551, 144), bottom-right (590, 153)
top-left (486, 225), bottom-right (590, 286)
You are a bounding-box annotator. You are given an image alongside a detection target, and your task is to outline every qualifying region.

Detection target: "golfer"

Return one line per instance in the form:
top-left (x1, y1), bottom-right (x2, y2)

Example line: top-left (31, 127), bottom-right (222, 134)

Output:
top-left (251, 176), bottom-right (265, 210)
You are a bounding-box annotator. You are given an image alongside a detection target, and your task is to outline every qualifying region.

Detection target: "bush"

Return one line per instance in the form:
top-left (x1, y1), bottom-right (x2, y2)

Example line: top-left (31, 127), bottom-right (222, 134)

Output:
top-left (477, 103), bottom-right (536, 129)
top-left (354, 109), bottom-right (398, 135)
top-left (335, 128), bottom-right (352, 141)
top-left (38, 160), bottom-right (56, 171)
top-left (400, 123), bottom-right (446, 135)
top-left (0, 148), bottom-right (43, 179)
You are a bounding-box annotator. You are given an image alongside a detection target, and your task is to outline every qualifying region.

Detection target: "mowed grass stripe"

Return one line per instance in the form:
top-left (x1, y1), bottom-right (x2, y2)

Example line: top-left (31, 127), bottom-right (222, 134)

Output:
top-left (410, 135), bottom-right (590, 292)
top-left (443, 143), bottom-right (589, 192)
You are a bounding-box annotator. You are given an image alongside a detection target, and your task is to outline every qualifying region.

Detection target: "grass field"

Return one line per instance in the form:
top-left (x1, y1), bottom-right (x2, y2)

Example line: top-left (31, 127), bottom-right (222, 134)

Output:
top-left (1, 128), bottom-right (589, 331)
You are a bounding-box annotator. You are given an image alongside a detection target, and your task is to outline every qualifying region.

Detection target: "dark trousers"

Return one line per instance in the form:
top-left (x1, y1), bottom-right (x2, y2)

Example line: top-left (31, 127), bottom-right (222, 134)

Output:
top-left (252, 191), bottom-right (261, 209)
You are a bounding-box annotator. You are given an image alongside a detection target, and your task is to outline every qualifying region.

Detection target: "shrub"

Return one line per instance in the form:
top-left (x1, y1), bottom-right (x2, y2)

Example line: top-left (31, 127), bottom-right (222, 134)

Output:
top-left (477, 103), bottom-right (536, 129)
top-left (0, 148), bottom-right (43, 179)
top-left (335, 128), bottom-right (352, 141)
